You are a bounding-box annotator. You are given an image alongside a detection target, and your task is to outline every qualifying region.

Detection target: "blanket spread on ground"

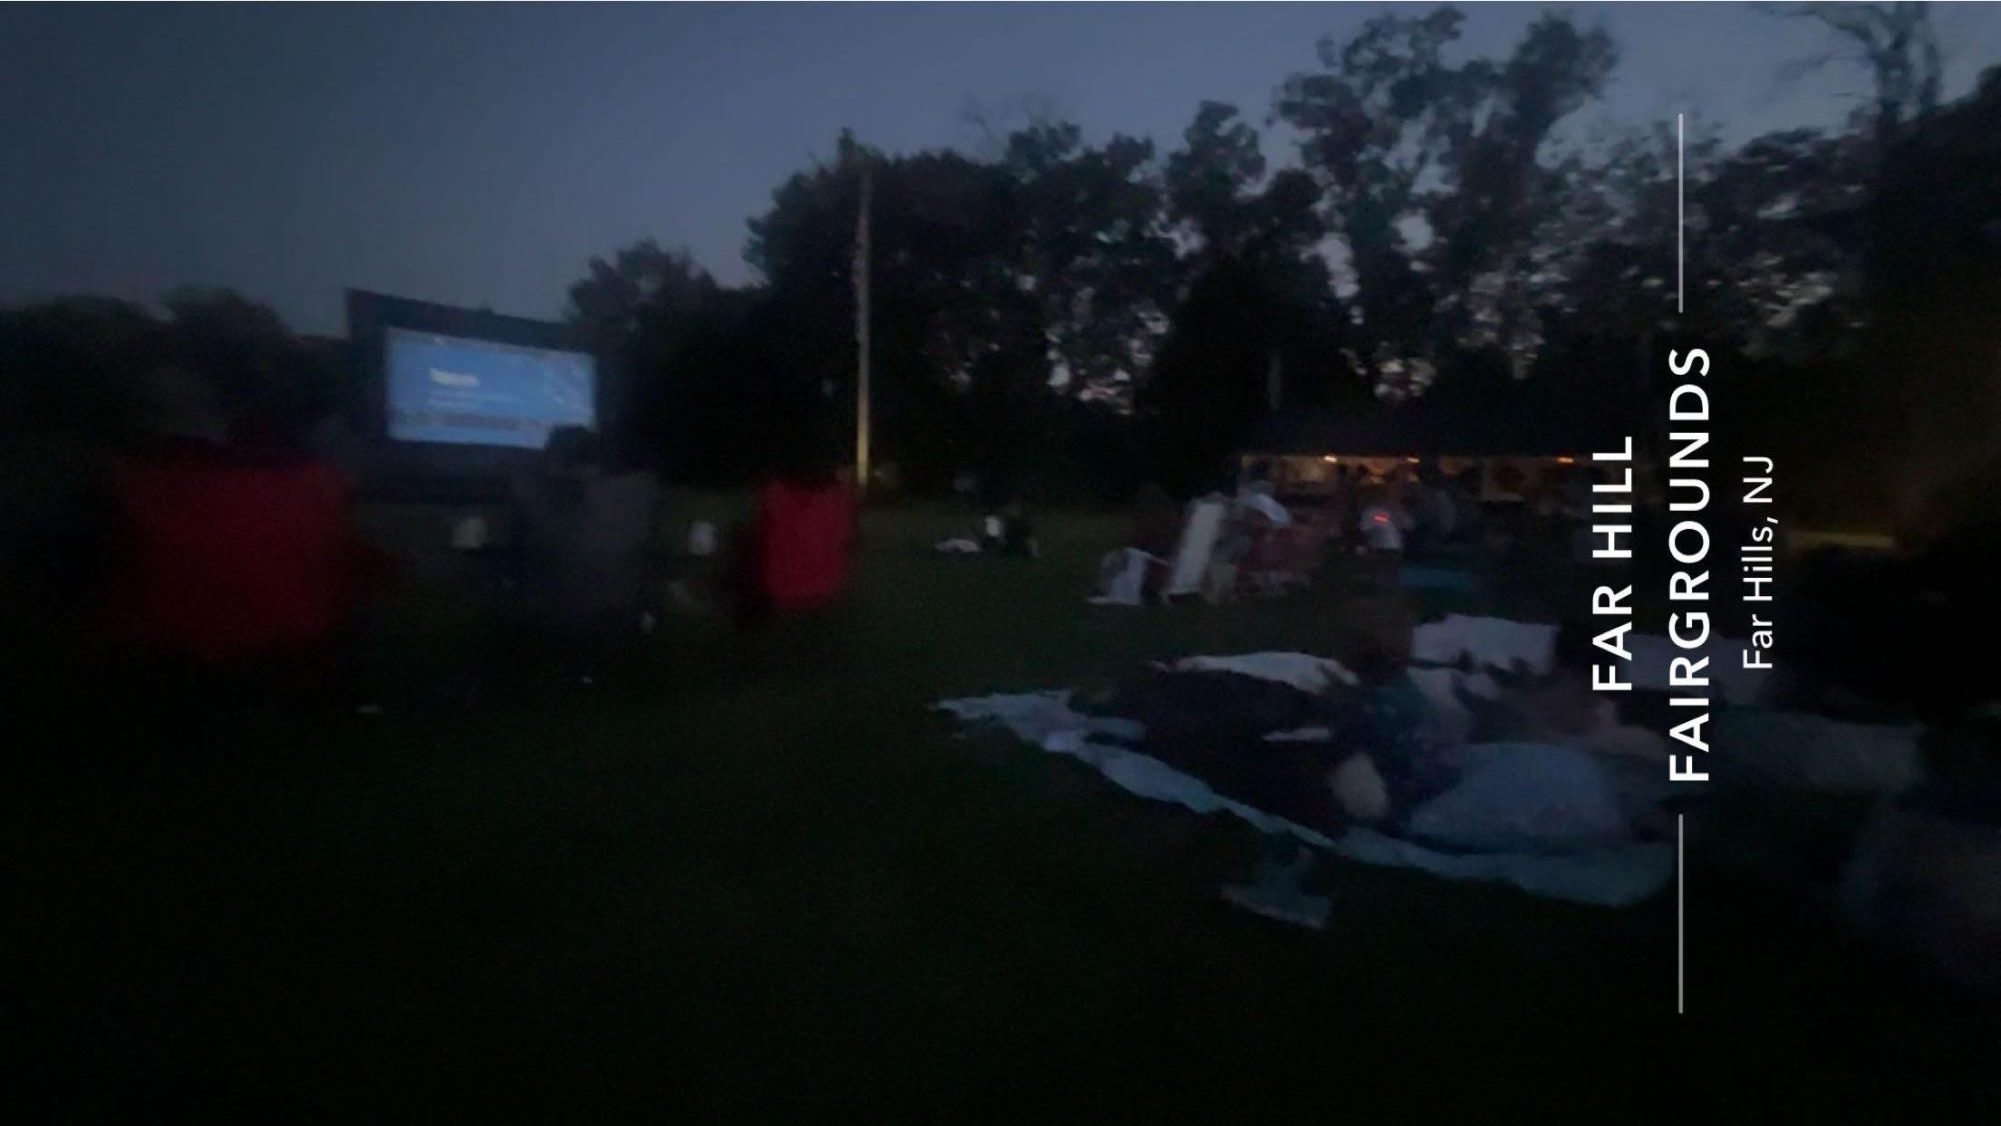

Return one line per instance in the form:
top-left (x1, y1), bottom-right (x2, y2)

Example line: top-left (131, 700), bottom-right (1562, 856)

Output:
top-left (934, 692), bottom-right (1334, 848)
top-left (1166, 651), bottom-right (1358, 693)
top-left (936, 687), bottom-right (1674, 907)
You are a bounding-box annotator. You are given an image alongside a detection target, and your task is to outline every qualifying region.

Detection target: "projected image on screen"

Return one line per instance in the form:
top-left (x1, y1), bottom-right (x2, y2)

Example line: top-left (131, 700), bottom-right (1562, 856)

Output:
top-left (385, 328), bottom-right (596, 449)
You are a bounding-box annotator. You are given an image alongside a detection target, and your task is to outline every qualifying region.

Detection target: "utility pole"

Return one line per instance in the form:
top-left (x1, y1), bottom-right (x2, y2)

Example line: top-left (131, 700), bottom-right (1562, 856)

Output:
top-left (853, 155), bottom-right (872, 494)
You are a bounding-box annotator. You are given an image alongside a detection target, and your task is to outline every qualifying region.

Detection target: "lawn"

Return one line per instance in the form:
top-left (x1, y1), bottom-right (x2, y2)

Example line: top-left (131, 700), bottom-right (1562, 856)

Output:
top-left (6, 500), bottom-right (1992, 1117)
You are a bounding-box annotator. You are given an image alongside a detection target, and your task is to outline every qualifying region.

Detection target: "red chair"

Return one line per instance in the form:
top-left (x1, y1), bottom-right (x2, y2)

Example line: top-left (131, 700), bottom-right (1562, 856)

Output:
top-left (108, 441), bottom-right (393, 664)
top-left (752, 476), bottom-right (857, 615)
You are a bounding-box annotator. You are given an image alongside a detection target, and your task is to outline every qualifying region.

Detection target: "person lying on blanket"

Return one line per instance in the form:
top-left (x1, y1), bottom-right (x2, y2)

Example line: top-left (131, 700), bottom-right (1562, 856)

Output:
top-left (1454, 625), bottom-right (1672, 767)
top-left (1323, 637), bottom-right (1458, 827)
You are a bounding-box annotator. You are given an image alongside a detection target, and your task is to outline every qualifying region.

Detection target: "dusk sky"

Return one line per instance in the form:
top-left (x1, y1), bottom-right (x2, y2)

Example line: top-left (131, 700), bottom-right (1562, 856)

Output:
top-left (6, 2), bottom-right (1999, 335)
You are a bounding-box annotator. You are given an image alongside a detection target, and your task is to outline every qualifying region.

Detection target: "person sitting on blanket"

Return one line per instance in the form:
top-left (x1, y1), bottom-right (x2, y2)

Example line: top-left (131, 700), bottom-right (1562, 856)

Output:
top-left (1181, 636), bottom-right (1452, 841)
top-left (1102, 665), bottom-right (1349, 830)
top-left (1324, 637), bottom-right (1459, 827)
top-left (507, 426), bottom-right (665, 680)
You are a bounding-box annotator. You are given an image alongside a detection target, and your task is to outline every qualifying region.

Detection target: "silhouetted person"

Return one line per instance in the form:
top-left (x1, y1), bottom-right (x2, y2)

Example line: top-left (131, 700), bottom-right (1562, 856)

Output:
top-left (981, 498), bottom-right (1037, 557)
top-left (506, 425), bottom-right (663, 683)
top-left (1356, 484), bottom-right (1410, 554)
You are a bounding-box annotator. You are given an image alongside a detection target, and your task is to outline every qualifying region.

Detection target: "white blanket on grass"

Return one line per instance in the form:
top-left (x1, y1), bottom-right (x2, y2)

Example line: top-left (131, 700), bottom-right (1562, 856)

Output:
top-left (1166, 651), bottom-right (1357, 694)
top-left (937, 690), bottom-right (1672, 907)
top-left (1412, 614), bottom-right (1559, 675)
top-left (934, 692), bottom-right (1333, 847)
top-left (1333, 830), bottom-right (1673, 908)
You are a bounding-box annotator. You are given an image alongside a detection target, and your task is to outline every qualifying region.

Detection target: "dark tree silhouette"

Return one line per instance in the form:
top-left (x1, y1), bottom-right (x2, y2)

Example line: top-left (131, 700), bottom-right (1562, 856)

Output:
top-left (1144, 101), bottom-right (1356, 492)
top-left (1275, 7), bottom-right (1616, 388)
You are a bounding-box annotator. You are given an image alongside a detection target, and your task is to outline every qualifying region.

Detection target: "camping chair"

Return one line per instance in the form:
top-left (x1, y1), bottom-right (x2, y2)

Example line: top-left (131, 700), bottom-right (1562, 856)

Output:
top-left (1158, 496), bottom-right (1230, 602)
top-left (1089, 546), bottom-right (1153, 606)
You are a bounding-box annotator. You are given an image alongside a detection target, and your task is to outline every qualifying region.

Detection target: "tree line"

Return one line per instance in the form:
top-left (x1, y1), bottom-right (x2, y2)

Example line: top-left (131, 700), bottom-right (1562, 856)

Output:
top-left (569, 4), bottom-right (1998, 524)
top-left (5, 5), bottom-right (1996, 527)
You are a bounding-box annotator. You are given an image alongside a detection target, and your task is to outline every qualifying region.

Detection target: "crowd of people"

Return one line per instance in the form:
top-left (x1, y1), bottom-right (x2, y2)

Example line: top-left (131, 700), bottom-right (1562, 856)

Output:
top-left (1099, 461), bottom-right (1515, 606)
top-left (5, 354), bottom-right (861, 720)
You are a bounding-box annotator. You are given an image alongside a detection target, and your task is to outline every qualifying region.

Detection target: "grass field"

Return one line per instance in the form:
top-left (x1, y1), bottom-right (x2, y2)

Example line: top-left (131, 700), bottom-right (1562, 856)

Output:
top-left (6, 500), bottom-right (1992, 1117)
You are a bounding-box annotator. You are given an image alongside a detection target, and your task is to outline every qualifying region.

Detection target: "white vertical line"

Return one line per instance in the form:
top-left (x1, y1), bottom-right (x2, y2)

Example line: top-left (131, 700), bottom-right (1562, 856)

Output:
top-left (1677, 113), bottom-right (1685, 315)
top-left (1675, 112), bottom-right (1687, 1015)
